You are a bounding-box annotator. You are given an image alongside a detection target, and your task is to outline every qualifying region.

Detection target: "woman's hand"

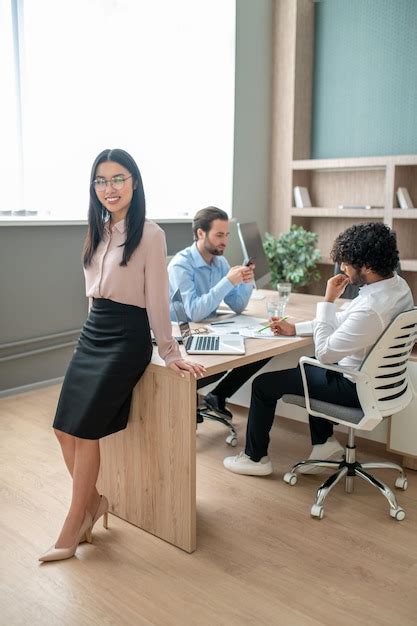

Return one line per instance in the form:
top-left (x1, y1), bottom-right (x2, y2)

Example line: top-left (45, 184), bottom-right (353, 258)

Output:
top-left (168, 358), bottom-right (206, 378)
top-left (270, 317), bottom-right (296, 336)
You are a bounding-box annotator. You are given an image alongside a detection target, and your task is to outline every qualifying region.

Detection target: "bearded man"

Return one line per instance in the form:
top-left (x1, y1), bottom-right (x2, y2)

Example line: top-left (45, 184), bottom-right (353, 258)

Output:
top-left (223, 222), bottom-right (414, 476)
top-left (168, 206), bottom-right (269, 419)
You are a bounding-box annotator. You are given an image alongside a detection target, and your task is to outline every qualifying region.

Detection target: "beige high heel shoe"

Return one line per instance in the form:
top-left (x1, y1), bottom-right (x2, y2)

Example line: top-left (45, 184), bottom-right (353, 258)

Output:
top-left (39, 511), bottom-right (93, 563)
top-left (92, 495), bottom-right (109, 530)
top-left (79, 495), bottom-right (109, 543)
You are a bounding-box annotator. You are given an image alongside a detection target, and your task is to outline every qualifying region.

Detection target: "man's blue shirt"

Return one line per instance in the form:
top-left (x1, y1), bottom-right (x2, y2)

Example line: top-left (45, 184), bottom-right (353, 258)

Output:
top-left (168, 243), bottom-right (253, 322)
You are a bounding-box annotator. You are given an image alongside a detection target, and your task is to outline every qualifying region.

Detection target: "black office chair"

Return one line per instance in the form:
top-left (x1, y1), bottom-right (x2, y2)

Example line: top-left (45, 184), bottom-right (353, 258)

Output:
top-left (197, 401), bottom-right (237, 446)
top-left (196, 375), bottom-right (238, 447)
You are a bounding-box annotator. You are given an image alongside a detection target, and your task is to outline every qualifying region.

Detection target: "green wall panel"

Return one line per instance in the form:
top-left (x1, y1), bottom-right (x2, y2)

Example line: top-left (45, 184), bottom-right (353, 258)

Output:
top-left (312, 0), bottom-right (417, 158)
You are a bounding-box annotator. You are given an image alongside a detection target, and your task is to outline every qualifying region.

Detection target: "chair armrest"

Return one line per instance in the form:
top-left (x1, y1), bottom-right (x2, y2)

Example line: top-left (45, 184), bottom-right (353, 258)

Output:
top-left (298, 356), bottom-right (369, 418)
top-left (299, 356), bottom-right (368, 381)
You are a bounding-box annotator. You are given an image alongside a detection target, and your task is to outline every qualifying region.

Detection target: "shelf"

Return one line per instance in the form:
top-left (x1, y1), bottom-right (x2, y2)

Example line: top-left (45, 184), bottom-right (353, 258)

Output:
top-left (400, 260), bottom-right (417, 272)
top-left (292, 155), bottom-right (417, 171)
top-left (392, 209), bottom-right (417, 219)
top-left (291, 207), bottom-right (384, 218)
top-left (317, 258), bottom-right (417, 272)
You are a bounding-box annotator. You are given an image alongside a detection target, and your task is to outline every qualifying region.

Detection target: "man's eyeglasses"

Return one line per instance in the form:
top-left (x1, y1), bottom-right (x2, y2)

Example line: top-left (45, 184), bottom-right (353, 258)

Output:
top-left (93, 174), bottom-right (132, 192)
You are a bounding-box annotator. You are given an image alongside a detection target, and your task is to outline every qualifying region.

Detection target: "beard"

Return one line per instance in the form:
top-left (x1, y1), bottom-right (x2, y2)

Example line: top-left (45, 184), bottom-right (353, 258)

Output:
top-left (203, 238), bottom-right (225, 256)
top-left (349, 269), bottom-right (367, 286)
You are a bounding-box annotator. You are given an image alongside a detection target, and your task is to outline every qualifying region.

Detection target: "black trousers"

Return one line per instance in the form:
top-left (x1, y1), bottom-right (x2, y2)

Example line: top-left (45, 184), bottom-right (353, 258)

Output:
top-left (197, 358), bottom-right (271, 399)
top-left (245, 364), bottom-right (361, 461)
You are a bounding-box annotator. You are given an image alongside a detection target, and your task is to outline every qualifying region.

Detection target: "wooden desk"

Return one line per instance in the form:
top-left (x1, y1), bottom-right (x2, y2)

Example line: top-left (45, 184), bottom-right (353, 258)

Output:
top-left (98, 292), bottom-right (320, 553)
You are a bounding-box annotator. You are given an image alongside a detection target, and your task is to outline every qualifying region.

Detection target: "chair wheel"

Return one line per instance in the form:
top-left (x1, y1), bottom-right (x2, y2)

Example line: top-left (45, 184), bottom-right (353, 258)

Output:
top-left (226, 435), bottom-right (237, 447)
top-left (390, 508), bottom-right (405, 521)
top-left (311, 504), bottom-right (324, 519)
top-left (394, 476), bottom-right (408, 490)
top-left (283, 472), bottom-right (297, 486)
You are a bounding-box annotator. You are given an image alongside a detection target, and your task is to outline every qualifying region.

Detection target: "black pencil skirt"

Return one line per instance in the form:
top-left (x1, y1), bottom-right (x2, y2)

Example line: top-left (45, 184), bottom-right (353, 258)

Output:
top-left (53, 298), bottom-right (153, 439)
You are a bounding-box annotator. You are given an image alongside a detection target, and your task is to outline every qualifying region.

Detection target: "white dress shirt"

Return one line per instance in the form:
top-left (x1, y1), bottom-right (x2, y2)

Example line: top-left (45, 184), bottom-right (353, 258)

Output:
top-left (295, 274), bottom-right (414, 371)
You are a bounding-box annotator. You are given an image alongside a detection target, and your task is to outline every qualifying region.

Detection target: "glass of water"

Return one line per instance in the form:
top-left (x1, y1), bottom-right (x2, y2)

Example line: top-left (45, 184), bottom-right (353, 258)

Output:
top-left (276, 282), bottom-right (292, 304)
top-left (266, 298), bottom-right (286, 319)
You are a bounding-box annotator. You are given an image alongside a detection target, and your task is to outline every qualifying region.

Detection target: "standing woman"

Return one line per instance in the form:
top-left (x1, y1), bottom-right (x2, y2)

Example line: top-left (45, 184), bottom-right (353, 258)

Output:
top-left (40, 148), bottom-right (205, 562)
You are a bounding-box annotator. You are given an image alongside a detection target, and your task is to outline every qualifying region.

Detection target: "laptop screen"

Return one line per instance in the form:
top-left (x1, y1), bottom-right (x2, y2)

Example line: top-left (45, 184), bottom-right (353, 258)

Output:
top-left (171, 289), bottom-right (192, 339)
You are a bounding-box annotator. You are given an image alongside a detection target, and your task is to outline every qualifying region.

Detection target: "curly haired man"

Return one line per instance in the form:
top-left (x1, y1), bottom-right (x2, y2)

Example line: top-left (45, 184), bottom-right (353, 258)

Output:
top-left (224, 223), bottom-right (414, 476)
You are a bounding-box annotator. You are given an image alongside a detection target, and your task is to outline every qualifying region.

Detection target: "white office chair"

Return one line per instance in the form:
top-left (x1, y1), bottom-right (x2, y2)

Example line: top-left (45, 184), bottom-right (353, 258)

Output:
top-left (282, 308), bottom-right (417, 521)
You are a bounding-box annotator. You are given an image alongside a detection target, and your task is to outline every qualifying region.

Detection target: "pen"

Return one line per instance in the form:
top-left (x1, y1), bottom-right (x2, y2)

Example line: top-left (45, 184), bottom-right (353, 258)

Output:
top-left (257, 316), bottom-right (288, 333)
top-left (211, 321), bottom-right (235, 326)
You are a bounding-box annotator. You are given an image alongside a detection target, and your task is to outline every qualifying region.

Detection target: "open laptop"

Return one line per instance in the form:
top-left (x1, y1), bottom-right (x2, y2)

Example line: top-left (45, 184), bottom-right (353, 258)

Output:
top-left (171, 289), bottom-right (246, 355)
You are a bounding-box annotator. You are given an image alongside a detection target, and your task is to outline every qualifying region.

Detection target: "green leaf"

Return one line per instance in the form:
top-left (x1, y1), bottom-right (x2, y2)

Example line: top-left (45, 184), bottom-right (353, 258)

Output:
top-left (263, 225), bottom-right (321, 288)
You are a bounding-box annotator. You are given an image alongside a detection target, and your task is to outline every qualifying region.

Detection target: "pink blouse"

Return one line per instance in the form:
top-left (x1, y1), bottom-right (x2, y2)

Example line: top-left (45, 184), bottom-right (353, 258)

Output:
top-left (84, 218), bottom-right (181, 366)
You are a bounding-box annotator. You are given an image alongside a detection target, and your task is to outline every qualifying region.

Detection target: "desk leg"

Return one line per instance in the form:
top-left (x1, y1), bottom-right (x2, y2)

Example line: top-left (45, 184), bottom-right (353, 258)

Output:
top-left (98, 367), bottom-right (196, 553)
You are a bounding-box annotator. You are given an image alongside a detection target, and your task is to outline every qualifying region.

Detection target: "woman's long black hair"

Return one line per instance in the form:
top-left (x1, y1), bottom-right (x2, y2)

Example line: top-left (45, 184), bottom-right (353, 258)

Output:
top-left (83, 148), bottom-right (146, 267)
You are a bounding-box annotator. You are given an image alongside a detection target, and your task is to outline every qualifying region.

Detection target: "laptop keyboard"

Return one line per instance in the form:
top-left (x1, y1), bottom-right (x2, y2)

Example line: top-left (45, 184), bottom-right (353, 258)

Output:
top-left (194, 335), bottom-right (220, 351)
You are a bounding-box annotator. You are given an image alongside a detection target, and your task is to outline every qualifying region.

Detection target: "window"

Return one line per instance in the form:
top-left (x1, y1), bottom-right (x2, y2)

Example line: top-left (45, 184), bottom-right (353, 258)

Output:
top-left (0, 0), bottom-right (235, 220)
top-left (0, 0), bottom-right (22, 213)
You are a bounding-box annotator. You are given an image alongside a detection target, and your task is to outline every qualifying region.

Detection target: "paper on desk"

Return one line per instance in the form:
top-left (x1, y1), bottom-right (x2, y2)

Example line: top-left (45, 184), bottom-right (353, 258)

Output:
top-left (222, 314), bottom-right (267, 326)
top-left (208, 314), bottom-right (303, 340)
top-left (208, 314), bottom-right (267, 335)
top-left (209, 314), bottom-right (291, 339)
top-left (202, 311), bottom-right (236, 323)
top-left (226, 315), bottom-right (301, 340)
top-left (239, 328), bottom-right (302, 340)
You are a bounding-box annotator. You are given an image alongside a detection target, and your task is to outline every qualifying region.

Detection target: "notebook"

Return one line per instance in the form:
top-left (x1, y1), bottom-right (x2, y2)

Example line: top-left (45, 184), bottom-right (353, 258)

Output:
top-left (171, 289), bottom-right (246, 355)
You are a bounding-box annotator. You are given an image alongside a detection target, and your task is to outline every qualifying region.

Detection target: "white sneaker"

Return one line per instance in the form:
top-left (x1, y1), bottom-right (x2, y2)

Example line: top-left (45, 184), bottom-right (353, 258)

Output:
top-left (297, 437), bottom-right (344, 475)
top-left (223, 451), bottom-right (273, 476)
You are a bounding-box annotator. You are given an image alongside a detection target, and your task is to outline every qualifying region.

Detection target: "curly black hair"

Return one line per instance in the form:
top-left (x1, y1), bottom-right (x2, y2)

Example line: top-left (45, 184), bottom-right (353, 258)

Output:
top-left (330, 222), bottom-right (399, 278)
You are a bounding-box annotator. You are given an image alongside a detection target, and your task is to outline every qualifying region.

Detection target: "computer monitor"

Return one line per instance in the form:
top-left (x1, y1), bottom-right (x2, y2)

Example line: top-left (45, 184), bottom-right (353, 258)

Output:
top-left (237, 221), bottom-right (271, 288)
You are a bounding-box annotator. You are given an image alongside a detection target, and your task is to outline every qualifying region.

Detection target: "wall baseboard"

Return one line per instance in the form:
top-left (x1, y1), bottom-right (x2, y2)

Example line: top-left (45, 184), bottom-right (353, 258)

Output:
top-left (0, 377), bottom-right (64, 398)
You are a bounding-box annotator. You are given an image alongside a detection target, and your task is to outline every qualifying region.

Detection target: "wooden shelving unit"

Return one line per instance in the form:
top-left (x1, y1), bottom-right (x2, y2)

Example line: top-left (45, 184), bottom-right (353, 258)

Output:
top-left (288, 155), bottom-right (417, 300)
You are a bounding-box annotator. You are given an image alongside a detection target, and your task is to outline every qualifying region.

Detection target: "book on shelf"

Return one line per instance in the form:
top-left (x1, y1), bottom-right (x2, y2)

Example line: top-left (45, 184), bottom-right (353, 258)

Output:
top-left (397, 188), bottom-right (414, 209)
top-left (293, 186), bottom-right (312, 208)
top-left (337, 205), bottom-right (383, 210)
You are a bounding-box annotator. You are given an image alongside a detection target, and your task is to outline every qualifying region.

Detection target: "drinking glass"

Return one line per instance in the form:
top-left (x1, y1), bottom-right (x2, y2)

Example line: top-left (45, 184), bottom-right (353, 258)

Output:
top-left (266, 299), bottom-right (286, 319)
top-left (276, 282), bottom-right (292, 304)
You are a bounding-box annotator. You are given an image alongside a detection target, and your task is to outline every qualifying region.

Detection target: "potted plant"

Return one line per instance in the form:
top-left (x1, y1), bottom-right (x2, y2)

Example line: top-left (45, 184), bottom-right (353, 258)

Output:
top-left (263, 225), bottom-right (321, 290)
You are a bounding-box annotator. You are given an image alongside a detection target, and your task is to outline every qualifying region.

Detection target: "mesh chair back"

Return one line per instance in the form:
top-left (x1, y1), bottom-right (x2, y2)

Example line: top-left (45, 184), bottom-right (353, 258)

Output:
top-left (357, 308), bottom-right (417, 418)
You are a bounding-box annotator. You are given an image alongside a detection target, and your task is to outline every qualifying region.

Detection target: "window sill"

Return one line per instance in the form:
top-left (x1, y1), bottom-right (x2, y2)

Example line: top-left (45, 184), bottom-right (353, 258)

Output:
top-left (0, 216), bottom-right (87, 226)
top-left (0, 215), bottom-right (193, 226)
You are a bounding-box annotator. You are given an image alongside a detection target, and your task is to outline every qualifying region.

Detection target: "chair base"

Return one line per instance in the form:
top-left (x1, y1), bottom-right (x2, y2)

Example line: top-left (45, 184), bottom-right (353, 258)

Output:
top-left (284, 431), bottom-right (408, 521)
top-left (196, 405), bottom-right (238, 447)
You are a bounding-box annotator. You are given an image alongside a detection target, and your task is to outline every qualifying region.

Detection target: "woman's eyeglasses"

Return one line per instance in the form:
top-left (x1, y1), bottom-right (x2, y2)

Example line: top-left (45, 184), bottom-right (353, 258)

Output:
top-left (93, 174), bottom-right (132, 192)
top-left (191, 327), bottom-right (209, 335)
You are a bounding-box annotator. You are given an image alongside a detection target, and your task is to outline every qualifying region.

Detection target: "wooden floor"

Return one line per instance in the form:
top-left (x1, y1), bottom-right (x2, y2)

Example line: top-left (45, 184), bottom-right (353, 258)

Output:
top-left (1, 386), bottom-right (417, 626)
